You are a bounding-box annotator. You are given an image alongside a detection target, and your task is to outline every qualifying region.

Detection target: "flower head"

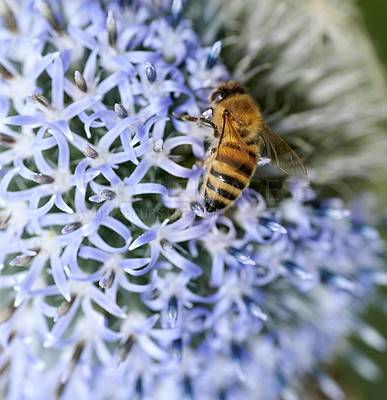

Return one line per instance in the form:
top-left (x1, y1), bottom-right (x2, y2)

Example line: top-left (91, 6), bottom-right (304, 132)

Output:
top-left (0, 1), bottom-right (386, 399)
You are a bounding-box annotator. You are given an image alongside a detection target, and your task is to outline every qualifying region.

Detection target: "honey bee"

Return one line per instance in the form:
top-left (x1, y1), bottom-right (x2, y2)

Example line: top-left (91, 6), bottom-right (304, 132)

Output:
top-left (173, 81), bottom-right (307, 213)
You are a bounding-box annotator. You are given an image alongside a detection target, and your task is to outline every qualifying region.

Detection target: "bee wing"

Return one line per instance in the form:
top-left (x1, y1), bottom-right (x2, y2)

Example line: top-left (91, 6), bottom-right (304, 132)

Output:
top-left (258, 122), bottom-right (308, 180)
top-left (216, 118), bottom-right (253, 167)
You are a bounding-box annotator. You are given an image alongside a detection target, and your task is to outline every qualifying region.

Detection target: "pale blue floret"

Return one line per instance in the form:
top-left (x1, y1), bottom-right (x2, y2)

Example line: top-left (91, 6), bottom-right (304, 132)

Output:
top-left (0, 1), bottom-right (385, 399)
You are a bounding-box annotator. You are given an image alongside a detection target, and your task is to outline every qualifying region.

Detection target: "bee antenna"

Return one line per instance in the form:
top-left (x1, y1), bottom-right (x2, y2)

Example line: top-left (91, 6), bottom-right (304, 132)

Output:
top-left (193, 86), bottom-right (214, 94)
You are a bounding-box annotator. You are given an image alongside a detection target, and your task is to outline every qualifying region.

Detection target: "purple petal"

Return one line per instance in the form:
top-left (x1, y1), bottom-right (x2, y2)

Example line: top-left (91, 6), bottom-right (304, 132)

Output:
top-left (49, 129), bottom-right (70, 169)
top-left (83, 47), bottom-right (99, 85)
top-left (50, 297), bottom-right (81, 339)
top-left (163, 250), bottom-right (202, 277)
top-left (62, 95), bottom-right (102, 120)
top-left (84, 110), bottom-right (116, 139)
top-left (33, 147), bottom-right (54, 174)
top-left (125, 51), bottom-right (160, 64)
top-left (0, 97), bottom-right (9, 118)
top-left (88, 232), bottom-right (128, 253)
top-left (168, 221), bottom-right (211, 243)
top-left (81, 298), bottom-right (121, 342)
top-left (79, 246), bottom-right (109, 262)
top-left (137, 335), bottom-right (168, 361)
top-left (89, 285), bottom-right (126, 318)
top-left (120, 203), bottom-right (150, 230)
top-left (52, 56), bottom-right (64, 110)
top-left (158, 158), bottom-right (194, 178)
top-left (135, 314), bottom-right (159, 334)
top-left (74, 158), bottom-right (89, 193)
top-left (30, 52), bottom-right (58, 81)
top-left (54, 193), bottom-right (74, 214)
top-left (14, 255), bottom-right (46, 307)
top-left (111, 55), bottom-right (136, 75)
top-left (119, 258), bottom-right (152, 270)
top-left (119, 128), bottom-right (138, 165)
top-left (164, 135), bottom-right (204, 155)
top-left (4, 115), bottom-right (43, 126)
top-left (33, 136), bottom-right (57, 150)
top-left (124, 157), bottom-right (153, 185)
top-left (67, 25), bottom-right (99, 50)
top-left (28, 194), bottom-right (56, 218)
top-left (98, 116), bottom-right (140, 150)
top-left (129, 229), bottom-right (157, 251)
top-left (53, 120), bottom-right (73, 141)
top-left (131, 183), bottom-right (168, 196)
top-left (211, 252), bottom-right (225, 287)
top-left (50, 254), bottom-right (71, 301)
top-left (119, 275), bottom-right (153, 293)
top-left (97, 71), bottom-right (128, 96)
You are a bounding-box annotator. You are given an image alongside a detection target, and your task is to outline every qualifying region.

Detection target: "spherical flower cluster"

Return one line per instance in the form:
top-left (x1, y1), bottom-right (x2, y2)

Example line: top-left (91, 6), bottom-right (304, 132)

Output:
top-left (0, 1), bottom-right (385, 399)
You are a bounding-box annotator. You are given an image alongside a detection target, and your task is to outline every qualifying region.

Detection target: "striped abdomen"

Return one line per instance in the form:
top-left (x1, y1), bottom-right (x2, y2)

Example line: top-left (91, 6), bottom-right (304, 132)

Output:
top-left (204, 142), bottom-right (258, 213)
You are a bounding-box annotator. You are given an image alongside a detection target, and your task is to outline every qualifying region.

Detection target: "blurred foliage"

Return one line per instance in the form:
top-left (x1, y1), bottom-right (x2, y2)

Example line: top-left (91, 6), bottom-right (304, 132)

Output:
top-left (341, 2), bottom-right (387, 399)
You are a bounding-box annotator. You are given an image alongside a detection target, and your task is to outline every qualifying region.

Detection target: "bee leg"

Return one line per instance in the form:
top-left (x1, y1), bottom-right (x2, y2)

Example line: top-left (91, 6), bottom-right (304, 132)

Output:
top-left (196, 146), bottom-right (216, 169)
top-left (200, 146), bottom-right (217, 169)
top-left (197, 118), bottom-right (219, 137)
top-left (173, 112), bottom-right (219, 137)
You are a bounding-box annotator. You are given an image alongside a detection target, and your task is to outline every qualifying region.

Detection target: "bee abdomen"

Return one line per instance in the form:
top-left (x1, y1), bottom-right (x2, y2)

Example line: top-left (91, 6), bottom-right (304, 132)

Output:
top-left (204, 166), bottom-right (250, 213)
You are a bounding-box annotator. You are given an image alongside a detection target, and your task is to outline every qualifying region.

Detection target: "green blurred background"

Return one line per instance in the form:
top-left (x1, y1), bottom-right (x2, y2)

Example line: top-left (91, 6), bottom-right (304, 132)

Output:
top-left (339, 1), bottom-right (387, 399)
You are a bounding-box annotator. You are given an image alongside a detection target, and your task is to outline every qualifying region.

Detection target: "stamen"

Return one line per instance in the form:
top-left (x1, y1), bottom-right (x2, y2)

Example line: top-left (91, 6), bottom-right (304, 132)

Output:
top-left (0, 300), bottom-right (17, 323)
top-left (190, 201), bottom-right (205, 217)
top-left (171, 0), bottom-right (183, 27)
top-left (206, 41), bottom-right (222, 69)
top-left (257, 157), bottom-right (271, 167)
top-left (167, 295), bottom-right (178, 327)
top-left (83, 144), bottom-right (99, 159)
top-left (312, 207), bottom-right (351, 219)
top-left (74, 70), bottom-right (87, 92)
top-left (0, 133), bottom-right (16, 144)
top-left (259, 217), bottom-right (287, 234)
top-left (241, 295), bottom-right (268, 320)
top-left (230, 341), bottom-right (244, 378)
top-left (145, 62), bottom-right (157, 84)
top-left (183, 375), bottom-right (193, 400)
top-left (30, 173), bottom-right (55, 184)
top-left (61, 222), bottom-right (82, 235)
top-left (114, 103), bottom-right (128, 119)
top-left (101, 189), bottom-right (116, 201)
top-left (160, 238), bottom-right (174, 254)
top-left (0, 215), bottom-right (11, 229)
top-left (227, 247), bottom-right (256, 265)
top-left (106, 10), bottom-right (117, 47)
top-left (37, 1), bottom-right (64, 34)
top-left (31, 92), bottom-right (52, 109)
top-left (201, 108), bottom-right (212, 121)
top-left (117, 334), bottom-right (134, 362)
top-left (320, 269), bottom-right (357, 292)
top-left (59, 340), bottom-right (85, 389)
top-left (0, 1), bottom-right (17, 33)
top-left (99, 269), bottom-right (115, 289)
top-left (0, 63), bottom-right (14, 80)
top-left (153, 139), bottom-right (163, 153)
top-left (172, 337), bottom-right (182, 361)
top-left (218, 388), bottom-right (226, 400)
top-left (10, 254), bottom-right (34, 267)
top-left (135, 376), bottom-right (143, 400)
top-left (54, 295), bottom-right (76, 322)
top-left (282, 260), bottom-right (312, 280)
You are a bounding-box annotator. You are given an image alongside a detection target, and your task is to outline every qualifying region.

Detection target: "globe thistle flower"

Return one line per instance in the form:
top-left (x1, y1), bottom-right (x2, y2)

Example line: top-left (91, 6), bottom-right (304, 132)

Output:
top-left (0, 1), bottom-right (386, 399)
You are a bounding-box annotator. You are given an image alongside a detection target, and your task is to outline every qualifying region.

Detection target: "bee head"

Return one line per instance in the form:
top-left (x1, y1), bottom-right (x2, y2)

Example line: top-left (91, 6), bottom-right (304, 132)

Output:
top-left (209, 81), bottom-right (246, 103)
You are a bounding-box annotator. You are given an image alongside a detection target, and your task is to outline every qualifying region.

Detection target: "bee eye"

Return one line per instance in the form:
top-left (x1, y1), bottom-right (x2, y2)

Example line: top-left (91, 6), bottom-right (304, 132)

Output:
top-left (211, 91), bottom-right (223, 102)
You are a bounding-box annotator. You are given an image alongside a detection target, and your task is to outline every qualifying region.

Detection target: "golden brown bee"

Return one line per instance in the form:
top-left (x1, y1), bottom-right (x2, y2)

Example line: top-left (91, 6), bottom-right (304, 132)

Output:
top-left (173, 81), bottom-right (307, 213)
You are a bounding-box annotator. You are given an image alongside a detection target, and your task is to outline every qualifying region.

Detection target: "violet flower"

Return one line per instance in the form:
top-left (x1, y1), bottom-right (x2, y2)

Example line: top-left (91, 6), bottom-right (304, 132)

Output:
top-left (0, 1), bottom-right (386, 400)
